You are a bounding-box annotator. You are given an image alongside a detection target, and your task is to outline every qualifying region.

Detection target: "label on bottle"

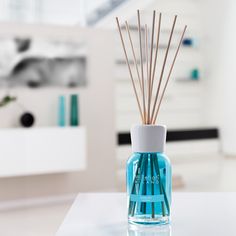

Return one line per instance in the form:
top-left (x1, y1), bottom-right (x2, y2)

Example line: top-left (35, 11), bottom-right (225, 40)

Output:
top-left (130, 194), bottom-right (164, 203)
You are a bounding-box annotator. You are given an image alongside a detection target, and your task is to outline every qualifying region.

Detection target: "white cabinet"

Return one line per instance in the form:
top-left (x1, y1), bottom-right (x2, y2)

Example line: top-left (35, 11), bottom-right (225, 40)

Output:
top-left (0, 127), bottom-right (86, 177)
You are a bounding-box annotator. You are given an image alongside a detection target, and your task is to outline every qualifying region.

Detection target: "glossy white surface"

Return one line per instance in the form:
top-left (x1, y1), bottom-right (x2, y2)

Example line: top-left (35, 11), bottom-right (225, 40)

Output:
top-left (57, 192), bottom-right (236, 236)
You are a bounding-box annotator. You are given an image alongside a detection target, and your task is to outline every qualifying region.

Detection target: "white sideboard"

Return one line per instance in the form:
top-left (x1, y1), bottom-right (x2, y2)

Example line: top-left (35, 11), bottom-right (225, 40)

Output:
top-left (0, 127), bottom-right (86, 177)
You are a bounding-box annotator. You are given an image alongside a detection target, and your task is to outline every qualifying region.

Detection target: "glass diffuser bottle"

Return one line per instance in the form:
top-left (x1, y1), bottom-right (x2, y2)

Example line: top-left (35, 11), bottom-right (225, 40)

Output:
top-left (116, 9), bottom-right (186, 227)
top-left (127, 125), bottom-right (171, 225)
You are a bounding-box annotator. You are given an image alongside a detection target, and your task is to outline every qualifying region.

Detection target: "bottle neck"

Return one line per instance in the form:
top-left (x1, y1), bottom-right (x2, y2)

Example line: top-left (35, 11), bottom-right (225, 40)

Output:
top-left (131, 125), bottom-right (166, 153)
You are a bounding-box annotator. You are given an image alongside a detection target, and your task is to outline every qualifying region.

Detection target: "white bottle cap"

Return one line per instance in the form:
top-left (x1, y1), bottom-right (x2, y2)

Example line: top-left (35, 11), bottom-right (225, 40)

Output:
top-left (130, 124), bottom-right (166, 153)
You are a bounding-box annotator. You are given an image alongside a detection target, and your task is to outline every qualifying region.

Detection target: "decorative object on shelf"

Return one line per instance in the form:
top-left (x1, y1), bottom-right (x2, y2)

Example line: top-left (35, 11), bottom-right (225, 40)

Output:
top-left (0, 37), bottom-right (86, 88)
top-left (0, 95), bottom-right (17, 108)
top-left (58, 95), bottom-right (66, 127)
top-left (70, 94), bottom-right (79, 126)
top-left (26, 79), bottom-right (42, 88)
top-left (0, 94), bottom-right (37, 128)
top-left (20, 112), bottom-right (35, 127)
top-left (190, 68), bottom-right (200, 80)
top-left (116, 10), bottom-right (186, 225)
top-left (182, 37), bottom-right (193, 47)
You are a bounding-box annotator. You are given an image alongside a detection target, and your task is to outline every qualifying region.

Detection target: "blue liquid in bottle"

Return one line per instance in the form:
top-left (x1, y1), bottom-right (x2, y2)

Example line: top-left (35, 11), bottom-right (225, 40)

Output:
top-left (127, 125), bottom-right (171, 225)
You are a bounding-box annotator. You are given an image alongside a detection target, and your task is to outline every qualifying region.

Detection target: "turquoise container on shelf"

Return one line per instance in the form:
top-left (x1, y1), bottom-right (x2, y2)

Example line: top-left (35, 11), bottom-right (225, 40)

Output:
top-left (127, 125), bottom-right (171, 225)
top-left (191, 68), bottom-right (199, 80)
top-left (70, 94), bottom-right (79, 126)
top-left (58, 95), bottom-right (66, 127)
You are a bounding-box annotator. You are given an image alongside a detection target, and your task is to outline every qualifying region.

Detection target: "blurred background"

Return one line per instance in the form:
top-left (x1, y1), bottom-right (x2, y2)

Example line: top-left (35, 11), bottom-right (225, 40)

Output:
top-left (0, 0), bottom-right (235, 235)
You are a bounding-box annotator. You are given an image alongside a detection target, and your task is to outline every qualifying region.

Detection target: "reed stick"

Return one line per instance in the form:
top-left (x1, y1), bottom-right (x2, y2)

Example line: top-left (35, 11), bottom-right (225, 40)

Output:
top-left (141, 157), bottom-right (148, 213)
top-left (150, 155), bottom-right (155, 218)
top-left (153, 25), bottom-right (187, 123)
top-left (154, 157), bottom-right (166, 216)
top-left (147, 10), bottom-right (156, 124)
top-left (125, 21), bottom-right (143, 92)
top-left (145, 24), bottom-right (149, 123)
top-left (150, 15), bottom-right (177, 123)
top-left (154, 157), bottom-right (170, 214)
top-left (116, 17), bottom-right (144, 123)
top-left (128, 155), bottom-right (143, 215)
top-left (150, 13), bottom-right (161, 98)
top-left (137, 10), bottom-right (147, 124)
top-left (160, 181), bottom-right (170, 214)
top-left (131, 154), bottom-right (146, 216)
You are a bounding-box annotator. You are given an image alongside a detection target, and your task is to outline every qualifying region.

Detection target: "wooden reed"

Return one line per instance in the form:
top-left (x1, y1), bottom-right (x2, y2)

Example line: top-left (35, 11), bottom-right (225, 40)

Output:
top-left (145, 24), bottom-right (149, 124)
top-left (125, 21), bottom-right (143, 92)
top-left (116, 17), bottom-right (144, 122)
top-left (147, 10), bottom-right (156, 124)
top-left (152, 25), bottom-right (187, 123)
top-left (137, 10), bottom-right (147, 124)
top-left (150, 15), bottom-right (177, 124)
top-left (150, 13), bottom-right (162, 96)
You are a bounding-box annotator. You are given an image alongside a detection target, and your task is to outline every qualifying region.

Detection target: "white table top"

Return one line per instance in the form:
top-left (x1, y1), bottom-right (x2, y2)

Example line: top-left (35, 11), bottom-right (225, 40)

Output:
top-left (57, 192), bottom-right (236, 236)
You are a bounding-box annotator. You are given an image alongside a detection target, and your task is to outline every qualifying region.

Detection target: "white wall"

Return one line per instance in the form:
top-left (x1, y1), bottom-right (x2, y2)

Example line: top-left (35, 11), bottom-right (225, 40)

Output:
top-left (0, 24), bottom-right (116, 201)
top-left (203, 0), bottom-right (236, 155)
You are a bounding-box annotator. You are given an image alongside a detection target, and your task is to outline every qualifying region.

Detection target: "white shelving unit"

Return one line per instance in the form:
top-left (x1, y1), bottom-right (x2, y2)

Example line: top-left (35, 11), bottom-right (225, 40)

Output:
top-left (0, 127), bottom-right (86, 177)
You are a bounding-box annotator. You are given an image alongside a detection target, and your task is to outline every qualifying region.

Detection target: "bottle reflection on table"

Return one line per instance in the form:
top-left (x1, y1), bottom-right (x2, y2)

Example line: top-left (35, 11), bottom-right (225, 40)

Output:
top-left (127, 223), bottom-right (171, 236)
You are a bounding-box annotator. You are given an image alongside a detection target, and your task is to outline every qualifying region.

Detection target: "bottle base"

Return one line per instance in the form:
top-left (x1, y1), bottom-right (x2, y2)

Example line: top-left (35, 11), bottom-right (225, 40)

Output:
top-left (128, 215), bottom-right (170, 225)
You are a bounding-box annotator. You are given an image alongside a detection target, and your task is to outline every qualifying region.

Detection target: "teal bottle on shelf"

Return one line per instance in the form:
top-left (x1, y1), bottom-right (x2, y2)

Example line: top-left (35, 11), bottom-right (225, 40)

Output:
top-left (127, 125), bottom-right (171, 225)
top-left (58, 95), bottom-right (66, 127)
top-left (191, 68), bottom-right (199, 80)
top-left (70, 94), bottom-right (79, 126)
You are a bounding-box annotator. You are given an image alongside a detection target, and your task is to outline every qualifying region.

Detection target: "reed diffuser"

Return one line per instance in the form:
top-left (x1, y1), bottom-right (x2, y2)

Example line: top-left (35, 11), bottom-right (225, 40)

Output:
top-left (116, 10), bottom-right (187, 225)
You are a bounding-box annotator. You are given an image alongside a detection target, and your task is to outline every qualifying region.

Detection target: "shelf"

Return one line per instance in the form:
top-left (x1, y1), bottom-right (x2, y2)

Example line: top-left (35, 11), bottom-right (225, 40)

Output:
top-left (175, 78), bottom-right (200, 82)
top-left (0, 127), bottom-right (86, 177)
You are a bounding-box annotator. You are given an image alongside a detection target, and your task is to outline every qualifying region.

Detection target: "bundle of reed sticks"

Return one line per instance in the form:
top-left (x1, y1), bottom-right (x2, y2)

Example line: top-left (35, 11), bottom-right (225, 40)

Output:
top-left (116, 10), bottom-right (187, 124)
